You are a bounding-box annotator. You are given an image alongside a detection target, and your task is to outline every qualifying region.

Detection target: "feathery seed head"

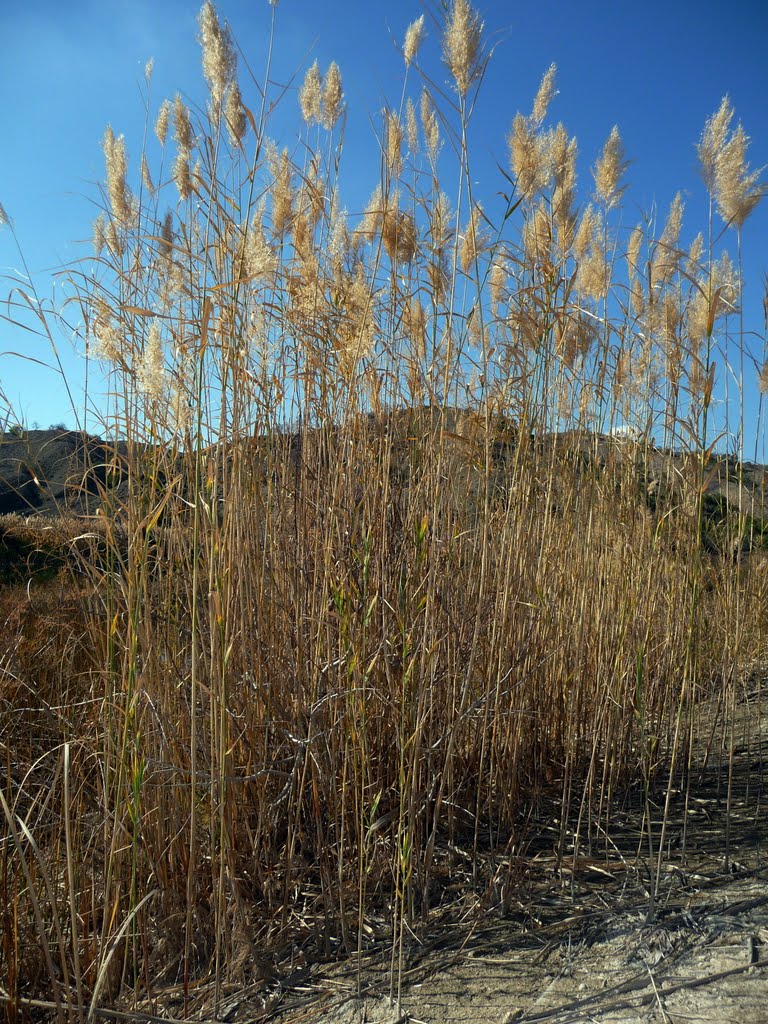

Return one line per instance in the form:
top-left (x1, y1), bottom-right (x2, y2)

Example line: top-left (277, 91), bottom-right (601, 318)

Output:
top-left (688, 251), bottom-right (739, 341)
top-left (404, 297), bottom-right (427, 360)
top-left (300, 160), bottom-right (325, 227)
top-left (532, 64), bottom-right (557, 127)
top-left (329, 206), bottom-right (350, 270)
top-left (648, 288), bottom-right (682, 350)
top-left (443, 0), bottom-right (484, 97)
top-left (139, 321), bottom-right (165, 400)
top-left (661, 192), bottom-right (684, 247)
top-left (613, 349), bottom-right (630, 397)
top-left (404, 15), bottom-right (425, 67)
top-left (335, 260), bottom-right (376, 375)
top-left (92, 213), bottom-right (106, 256)
top-left (697, 96), bottom-right (733, 192)
top-left (431, 191), bottom-right (453, 249)
top-left (688, 289), bottom-right (707, 344)
top-left (687, 232), bottom-right (704, 273)
top-left (199, 1), bottom-right (237, 106)
top-left (631, 275), bottom-right (644, 317)
top-left (213, 299), bottom-right (237, 347)
top-left (245, 203), bottom-right (277, 282)
top-left (405, 98), bottom-right (419, 154)
top-left (173, 95), bottom-right (193, 153)
top-left (382, 198), bottom-right (418, 264)
top-left (522, 202), bottom-right (552, 266)
top-left (714, 122), bottom-right (763, 228)
top-left (713, 250), bottom-right (738, 309)
top-left (651, 191), bottom-right (684, 288)
top-left (548, 123), bottom-right (575, 194)
top-left (385, 111), bottom-right (404, 178)
top-left (269, 147), bottom-right (294, 237)
top-left (299, 60), bottom-right (323, 126)
top-left (169, 374), bottom-right (192, 436)
top-left (490, 259), bottom-right (506, 315)
top-left (593, 125), bottom-right (628, 209)
top-left (555, 209), bottom-right (577, 260)
top-left (636, 334), bottom-right (657, 392)
top-left (159, 210), bottom-right (174, 261)
top-left (106, 220), bottom-right (122, 258)
top-left (758, 361), bottom-right (768, 396)
top-left (357, 185), bottom-right (384, 241)
top-left (173, 153), bottom-right (192, 201)
top-left (141, 155), bottom-right (154, 195)
top-left (559, 312), bottom-right (595, 370)
top-left (192, 157), bottom-right (203, 187)
top-left (509, 113), bottom-right (549, 202)
top-left (0, 202), bottom-right (8, 228)
top-left (293, 209), bottom-right (312, 267)
top-left (460, 202), bottom-right (487, 273)
top-left (247, 304), bottom-right (268, 357)
top-left (92, 324), bottom-right (122, 363)
top-left (662, 290), bottom-right (683, 342)
top-left (550, 128), bottom-right (578, 254)
top-left (420, 90), bottom-right (441, 165)
top-left (145, 58), bottom-right (154, 82)
top-left (574, 204), bottom-right (598, 261)
top-left (627, 224), bottom-right (643, 276)
top-left (162, 275), bottom-right (178, 315)
top-left (321, 62), bottom-right (344, 130)
top-left (578, 249), bottom-right (608, 301)
top-left (687, 341), bottom-right (707, 401)
top-left (155, 99), bottom-right (171, 146)
top-left (468, 310), bottom-right (487, 349)
top-left (102, 126), bottom-right (131, 227)
top-left (91, 300), bottom-right (121, 362)
top-left (224, 81), bottom-right (248, 144)
top-left (426, 191), bottom-right (452, 299)
top-left (654, 192), bottom-right (684, 283)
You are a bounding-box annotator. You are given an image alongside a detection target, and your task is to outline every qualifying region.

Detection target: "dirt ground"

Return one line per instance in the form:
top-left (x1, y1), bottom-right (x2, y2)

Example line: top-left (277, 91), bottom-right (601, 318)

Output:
top-left (285, 868), bottom-right (768, 1024)
top-left (180, 678), bottom-right (768, 1024)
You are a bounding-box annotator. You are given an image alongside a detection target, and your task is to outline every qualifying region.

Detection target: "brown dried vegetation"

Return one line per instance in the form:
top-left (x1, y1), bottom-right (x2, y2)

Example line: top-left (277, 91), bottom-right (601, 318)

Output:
top-left (0, 1), bottom-right (767, 1020)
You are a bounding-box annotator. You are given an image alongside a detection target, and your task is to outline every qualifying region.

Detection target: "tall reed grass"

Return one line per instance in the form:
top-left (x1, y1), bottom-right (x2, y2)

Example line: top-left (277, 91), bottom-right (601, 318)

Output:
top-left (1, 1), bottom-right (767, 1018)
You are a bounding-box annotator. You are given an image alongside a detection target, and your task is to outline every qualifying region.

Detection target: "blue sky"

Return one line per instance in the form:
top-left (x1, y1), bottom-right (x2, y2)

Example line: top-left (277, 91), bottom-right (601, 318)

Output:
top-left (1, 0), bottom-right (766, 450)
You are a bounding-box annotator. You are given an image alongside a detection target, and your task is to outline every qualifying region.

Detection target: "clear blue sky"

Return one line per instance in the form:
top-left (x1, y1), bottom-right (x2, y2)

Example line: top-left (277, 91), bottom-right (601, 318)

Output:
top-left (1, 0), bottom-right (766, 451)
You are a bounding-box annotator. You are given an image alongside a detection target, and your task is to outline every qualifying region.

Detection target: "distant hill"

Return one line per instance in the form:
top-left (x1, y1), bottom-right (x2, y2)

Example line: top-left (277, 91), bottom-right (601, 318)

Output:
top-left (0, 429), bottom-right (128, 517)
top-left (1, 418), bottom-right (766, 526)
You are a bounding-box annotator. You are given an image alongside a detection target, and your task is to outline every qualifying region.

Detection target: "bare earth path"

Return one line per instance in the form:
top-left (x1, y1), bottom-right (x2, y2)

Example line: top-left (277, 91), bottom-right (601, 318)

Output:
top-left (257, 870), bottom-right (768, 1024)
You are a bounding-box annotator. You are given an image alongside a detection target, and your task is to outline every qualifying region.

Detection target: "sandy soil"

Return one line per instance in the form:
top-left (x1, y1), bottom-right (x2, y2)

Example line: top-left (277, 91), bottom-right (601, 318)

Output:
top-left (289, 871), bottom-right (768, 1024)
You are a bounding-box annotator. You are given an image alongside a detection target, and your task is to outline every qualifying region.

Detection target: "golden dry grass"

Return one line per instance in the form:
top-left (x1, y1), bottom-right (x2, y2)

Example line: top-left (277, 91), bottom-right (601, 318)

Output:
top-left (1, 1), bottom-right (767, 1019)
